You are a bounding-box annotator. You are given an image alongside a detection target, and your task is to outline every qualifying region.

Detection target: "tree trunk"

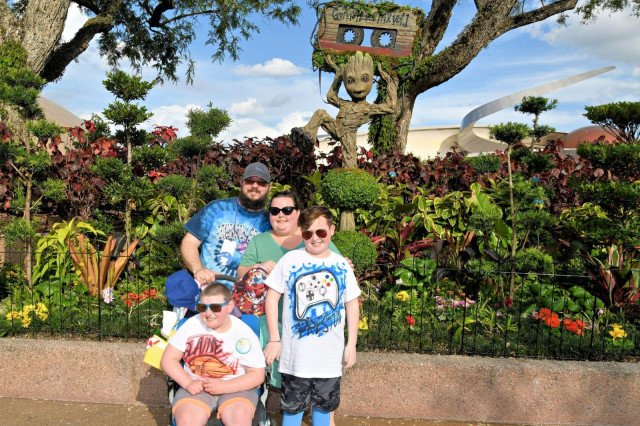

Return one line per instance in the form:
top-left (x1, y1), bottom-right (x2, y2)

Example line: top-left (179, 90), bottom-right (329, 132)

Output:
top-left (20, 0), bottom-right (71, 75)
top-left (391, 94), bottom-right (416, 153)
top-left (24, 178), bottom-right (33, 288)
top-left (507, 146), bottom-right (517, 299)
top-left (340, 211), bottom-right (355, 232)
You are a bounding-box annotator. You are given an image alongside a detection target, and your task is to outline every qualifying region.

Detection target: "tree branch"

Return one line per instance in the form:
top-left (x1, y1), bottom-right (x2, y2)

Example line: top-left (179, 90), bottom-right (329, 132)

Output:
top-left (508, 0), bottom-right (578, 30)
top-left (420, 0), bottom-right (457, 59)
top-left (474, 0), bottom-right (488, 12)
top-left (72, 0), bottom-right (101, 15)
top-left (41, 14), bottom-right (115, 82)
top-left (156, 9), bottom-right (221, 27)
top-left (0, 2), bottom-right (19, 43)
top-left (148, 0), bottom-right (175, 27)
top-left (411, 0), bottom-right (577, 94)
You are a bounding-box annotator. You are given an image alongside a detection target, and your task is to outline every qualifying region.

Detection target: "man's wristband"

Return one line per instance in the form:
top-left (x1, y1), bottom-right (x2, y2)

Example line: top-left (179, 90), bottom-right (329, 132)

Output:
top-left (269, 340), bottom-right (281, 343)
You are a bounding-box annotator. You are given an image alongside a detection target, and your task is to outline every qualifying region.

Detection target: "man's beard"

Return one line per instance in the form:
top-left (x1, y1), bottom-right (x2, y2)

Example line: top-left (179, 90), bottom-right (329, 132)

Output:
top-left (238, 190), bottom-right (267, 211)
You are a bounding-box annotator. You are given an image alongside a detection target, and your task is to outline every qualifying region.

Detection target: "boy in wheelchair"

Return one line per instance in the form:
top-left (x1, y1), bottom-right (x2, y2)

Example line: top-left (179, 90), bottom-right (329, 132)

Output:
top-left (161, 283), bottom-right (266, 426)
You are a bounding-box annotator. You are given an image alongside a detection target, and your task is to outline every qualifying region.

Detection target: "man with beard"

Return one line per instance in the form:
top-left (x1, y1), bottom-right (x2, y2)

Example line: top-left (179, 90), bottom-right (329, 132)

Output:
top-left (181, 162), bottom-right (272, 290)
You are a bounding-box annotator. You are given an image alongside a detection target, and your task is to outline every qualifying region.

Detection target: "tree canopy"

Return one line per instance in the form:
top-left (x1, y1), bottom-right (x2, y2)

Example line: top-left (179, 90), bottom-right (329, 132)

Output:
top-left (0, 0), bottom-right (301, 84)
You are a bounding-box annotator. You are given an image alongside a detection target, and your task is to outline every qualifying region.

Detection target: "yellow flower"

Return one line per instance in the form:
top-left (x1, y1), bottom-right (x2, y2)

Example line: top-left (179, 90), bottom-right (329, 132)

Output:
top-left (21, 316), bottom-right (32, 328)
top-left (22, 304), bottom-right (35, 317)
top-left (36, 303), bottom-right (48, 321)
top-left (396, 291), bottom-right (410, 302)
top-left (359, 317), bottom-right (369, 331)
top-left (5, 311), bottom-right (21, 321)
top-left (609, 324), bottom-right (627, 340)
top-left (35, 302), bottom-right (48, 315)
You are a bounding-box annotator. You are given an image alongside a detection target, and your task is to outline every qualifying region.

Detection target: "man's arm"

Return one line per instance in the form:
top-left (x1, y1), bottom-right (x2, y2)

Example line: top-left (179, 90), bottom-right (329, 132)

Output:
top-left (181, 232), bottom-right (217, 285)
top-left (343, 297), bottom-right (360, 369)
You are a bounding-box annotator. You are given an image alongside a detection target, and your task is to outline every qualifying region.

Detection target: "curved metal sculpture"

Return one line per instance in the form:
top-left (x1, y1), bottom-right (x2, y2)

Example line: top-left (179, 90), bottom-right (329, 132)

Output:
top-left (457, 66), bottom-right (616, 152)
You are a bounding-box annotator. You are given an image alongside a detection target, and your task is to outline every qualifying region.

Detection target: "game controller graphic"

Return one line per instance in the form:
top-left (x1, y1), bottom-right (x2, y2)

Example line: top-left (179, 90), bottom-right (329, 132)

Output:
top-left (295, 271), bottom-right (338, 319)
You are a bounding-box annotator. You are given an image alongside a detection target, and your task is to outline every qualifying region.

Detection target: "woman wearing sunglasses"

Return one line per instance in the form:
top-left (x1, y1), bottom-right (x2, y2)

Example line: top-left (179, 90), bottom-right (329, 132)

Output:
top-left (237, 191), bottom-right (341, 279)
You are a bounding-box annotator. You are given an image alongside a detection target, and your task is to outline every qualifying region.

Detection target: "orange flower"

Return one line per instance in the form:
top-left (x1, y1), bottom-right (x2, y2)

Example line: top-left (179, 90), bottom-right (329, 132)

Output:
top-left (534, 308), bottom-right (560, 328)
top-left (545, 315), bottom-right (560, 328)
top-left (405, 315), bottom-right (416, 326)
top-left (563, 318), bottom-right (587, 336)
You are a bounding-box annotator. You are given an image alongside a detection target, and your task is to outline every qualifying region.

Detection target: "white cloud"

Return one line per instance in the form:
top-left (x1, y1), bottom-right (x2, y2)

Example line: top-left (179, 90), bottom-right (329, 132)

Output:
top-left (525, 8), bottom-right (640, 65)
top-left (233, 58), bottom-right (306, 76)
top-left (144, 104), bottom-right (200, 136)
top-left (219, 118), bottom-right (278, 142)
top-left (62, 4), bottom-right (88, 42)
top-left (274, 111), bottom-right (313, 135)
top-left (229, 98), bottom-right (265, 116)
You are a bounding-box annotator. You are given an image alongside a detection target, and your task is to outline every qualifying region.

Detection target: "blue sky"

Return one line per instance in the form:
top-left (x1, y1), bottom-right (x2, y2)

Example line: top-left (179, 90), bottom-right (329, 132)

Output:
top-left (42, 2), bottom-right (640, 144)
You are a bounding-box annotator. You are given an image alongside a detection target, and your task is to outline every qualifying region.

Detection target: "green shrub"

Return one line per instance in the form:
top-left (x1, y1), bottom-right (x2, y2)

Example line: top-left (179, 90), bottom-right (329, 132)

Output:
top-left (513, 248), bottom-right (554, 274)
top-left (320, 168), bottom-right (378, 211)
top-left (466, 154), bottom-right (502, 175)
top-left (332, 230), bottom-right (377, 276)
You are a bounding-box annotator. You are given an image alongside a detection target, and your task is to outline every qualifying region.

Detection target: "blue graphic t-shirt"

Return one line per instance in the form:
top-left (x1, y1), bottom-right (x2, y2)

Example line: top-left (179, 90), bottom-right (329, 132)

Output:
top-left (265, 249), bottom-right (360, 378)
top-left (184, 198), bottom-right (271, 285)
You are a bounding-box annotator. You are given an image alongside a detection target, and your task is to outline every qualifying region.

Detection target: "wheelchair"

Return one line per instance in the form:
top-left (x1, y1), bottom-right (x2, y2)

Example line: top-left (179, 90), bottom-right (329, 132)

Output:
top-left (165, 273), bottom-right (271, 426)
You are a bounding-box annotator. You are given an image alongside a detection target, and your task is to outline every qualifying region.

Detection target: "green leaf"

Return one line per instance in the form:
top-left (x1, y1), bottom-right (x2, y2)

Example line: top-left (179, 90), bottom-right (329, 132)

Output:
top-left (552, 300), bottom-right (565, 312)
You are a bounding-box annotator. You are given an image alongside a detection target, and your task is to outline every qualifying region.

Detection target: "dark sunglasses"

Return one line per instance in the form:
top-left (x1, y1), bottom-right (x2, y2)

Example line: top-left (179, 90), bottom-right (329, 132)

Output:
top-left (244, 178), bottom-right (268, 187)
top-left (195, 300), bottom-right (230, 313)
top-left (302, 229), bottom-right (328, 240)
top-left (269, 206), bottom-right (296, 216)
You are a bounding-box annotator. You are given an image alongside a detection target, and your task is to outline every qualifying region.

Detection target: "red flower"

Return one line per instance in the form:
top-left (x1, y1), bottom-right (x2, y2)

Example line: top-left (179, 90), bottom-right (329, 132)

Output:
top-left (534, 308), bottom-right (560, 328)
top-left (545, 316), bottom-right (560, 328)
top-left (503, 298), bottom-right (513, 308)
top-left (405, 315), bottom-right (416, 326)
top-left (563, 318), bottom-right (587, 336)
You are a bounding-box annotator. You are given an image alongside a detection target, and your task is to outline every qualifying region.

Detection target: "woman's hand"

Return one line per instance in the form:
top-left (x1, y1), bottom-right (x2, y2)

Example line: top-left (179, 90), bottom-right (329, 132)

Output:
top-left (257, 260), bottom-right (276, 274)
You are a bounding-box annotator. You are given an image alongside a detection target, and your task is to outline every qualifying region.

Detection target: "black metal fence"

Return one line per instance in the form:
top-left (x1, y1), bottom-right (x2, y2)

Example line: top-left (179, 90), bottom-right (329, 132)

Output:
top-left (1, 249), bottom-right (639, 361)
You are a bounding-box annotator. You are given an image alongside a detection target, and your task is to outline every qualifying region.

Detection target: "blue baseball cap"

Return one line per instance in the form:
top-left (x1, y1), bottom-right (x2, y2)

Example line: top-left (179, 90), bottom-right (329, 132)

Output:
top-left (164, 270), bottom-right (201, 312)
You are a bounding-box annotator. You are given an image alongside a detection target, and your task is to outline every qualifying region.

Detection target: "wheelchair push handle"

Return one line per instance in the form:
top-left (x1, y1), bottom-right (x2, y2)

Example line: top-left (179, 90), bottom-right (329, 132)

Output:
top-left (213, 273), bottom-right (238, 283)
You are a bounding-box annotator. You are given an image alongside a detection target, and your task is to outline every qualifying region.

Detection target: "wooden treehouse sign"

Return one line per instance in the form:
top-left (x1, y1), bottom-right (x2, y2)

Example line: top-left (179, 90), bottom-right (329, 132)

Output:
top-left (316, 2), bottom-right (422, 57)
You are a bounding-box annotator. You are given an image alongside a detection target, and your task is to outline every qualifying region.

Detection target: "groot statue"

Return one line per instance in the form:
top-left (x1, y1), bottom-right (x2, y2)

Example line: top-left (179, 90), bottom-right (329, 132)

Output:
top-left (291, 52), bottom-right (397, 168)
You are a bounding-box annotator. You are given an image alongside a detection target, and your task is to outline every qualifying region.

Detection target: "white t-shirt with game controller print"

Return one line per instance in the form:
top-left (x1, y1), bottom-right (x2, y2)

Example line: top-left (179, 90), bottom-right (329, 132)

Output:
top-left (265, 248), bottom-right (360, 378)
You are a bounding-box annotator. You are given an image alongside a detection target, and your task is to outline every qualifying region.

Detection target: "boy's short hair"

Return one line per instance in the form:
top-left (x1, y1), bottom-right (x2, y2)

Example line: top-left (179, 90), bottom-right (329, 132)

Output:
top-left (298, 206), bottom-right (334, 231)
top-left (202, 282), bottom-right (232, 301)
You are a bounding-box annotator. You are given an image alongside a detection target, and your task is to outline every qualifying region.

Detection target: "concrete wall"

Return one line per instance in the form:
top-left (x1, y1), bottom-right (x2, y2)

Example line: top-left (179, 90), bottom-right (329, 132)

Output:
top-left (1, 338), bottom-right (638, 424)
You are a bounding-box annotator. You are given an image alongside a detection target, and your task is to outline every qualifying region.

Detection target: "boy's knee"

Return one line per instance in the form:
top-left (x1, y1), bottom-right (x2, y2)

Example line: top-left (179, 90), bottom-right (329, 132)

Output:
top-left (174, 403), bottom-right (209, 426)
top-left (220, 401), bottom-right (254, 426)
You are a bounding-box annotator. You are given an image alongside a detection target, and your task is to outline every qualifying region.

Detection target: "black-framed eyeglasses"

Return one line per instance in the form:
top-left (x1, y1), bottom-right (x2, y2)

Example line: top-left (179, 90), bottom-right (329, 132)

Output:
top-left (269, 206), bottom-right (296, 216)
top-left (195, 300), bottom-right (230, 313)
top-left (302, 229), bottom-right (328, 240)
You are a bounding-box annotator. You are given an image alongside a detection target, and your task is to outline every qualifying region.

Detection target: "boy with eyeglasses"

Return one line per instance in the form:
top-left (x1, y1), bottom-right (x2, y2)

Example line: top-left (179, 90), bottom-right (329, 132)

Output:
top-left (161, 283), bottom-right (266, 426)
top-left (264, 206), bottom-right (361, 426)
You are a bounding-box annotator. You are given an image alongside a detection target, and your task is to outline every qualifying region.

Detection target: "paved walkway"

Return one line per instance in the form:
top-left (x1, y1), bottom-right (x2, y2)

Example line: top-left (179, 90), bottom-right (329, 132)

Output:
top-left (0, 397), bottom-right (494, 425)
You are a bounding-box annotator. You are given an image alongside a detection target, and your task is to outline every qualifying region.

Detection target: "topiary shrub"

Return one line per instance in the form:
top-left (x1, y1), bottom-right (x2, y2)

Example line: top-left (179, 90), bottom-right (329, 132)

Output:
top-left (332, 230), bottom-right (377, 277)
top-left (320, 168), bottom-right (378, 211)
top-left (466, 154), bottom-right (502, 175)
